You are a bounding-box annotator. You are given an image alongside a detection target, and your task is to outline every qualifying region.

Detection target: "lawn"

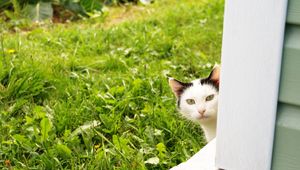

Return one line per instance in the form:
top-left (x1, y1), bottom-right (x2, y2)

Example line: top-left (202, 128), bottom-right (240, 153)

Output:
top-left (0, 0), bottom-right (223, 169)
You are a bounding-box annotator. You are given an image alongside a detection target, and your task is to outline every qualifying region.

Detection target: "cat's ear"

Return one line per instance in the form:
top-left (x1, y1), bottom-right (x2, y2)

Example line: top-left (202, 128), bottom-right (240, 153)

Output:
top-left (207, 65), bottom-right (220, 87)
top-left (168, 78), bottom-right (190, 98)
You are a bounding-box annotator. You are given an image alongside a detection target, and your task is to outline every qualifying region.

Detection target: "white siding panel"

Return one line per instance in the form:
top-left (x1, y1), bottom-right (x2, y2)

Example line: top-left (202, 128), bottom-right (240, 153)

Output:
top-left (216, 0), bottom-right (288, 170)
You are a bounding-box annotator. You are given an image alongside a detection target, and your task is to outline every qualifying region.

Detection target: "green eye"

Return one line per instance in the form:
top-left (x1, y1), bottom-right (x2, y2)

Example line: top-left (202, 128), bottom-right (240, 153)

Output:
top-left (206, 94), bottom-right (214, 101)
top-left (186, 99), bottom-right (195, 105)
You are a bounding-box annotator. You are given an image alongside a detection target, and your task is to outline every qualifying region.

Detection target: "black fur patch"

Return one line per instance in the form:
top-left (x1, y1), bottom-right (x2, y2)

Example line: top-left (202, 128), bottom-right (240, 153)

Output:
top-left (176, 81), bottom-right (193, 96)
top-left (200, 78), bottom-right (219, 91)
top-left (176, 82), bottom-right (192, 108)
top-left (200, 67), bottom-right (220, 91)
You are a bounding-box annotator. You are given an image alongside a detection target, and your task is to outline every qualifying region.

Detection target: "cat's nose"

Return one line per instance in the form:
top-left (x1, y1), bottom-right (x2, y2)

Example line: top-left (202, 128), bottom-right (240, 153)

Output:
top-left (198, 109), bottom-right (206, 116)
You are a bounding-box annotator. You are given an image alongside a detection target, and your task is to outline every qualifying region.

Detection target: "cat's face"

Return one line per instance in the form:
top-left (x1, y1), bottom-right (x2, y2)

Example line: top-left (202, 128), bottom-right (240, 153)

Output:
top-left (169, 66), bottom-right (220, 124)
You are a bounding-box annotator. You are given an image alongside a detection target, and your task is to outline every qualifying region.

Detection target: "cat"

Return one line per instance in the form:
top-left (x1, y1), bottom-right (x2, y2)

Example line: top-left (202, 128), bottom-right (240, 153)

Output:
top-left (168, 66), bottom-right (220, 142)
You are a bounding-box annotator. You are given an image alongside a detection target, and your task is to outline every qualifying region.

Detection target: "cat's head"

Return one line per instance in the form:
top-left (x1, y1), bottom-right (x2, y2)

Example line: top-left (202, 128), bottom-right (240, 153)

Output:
top-left (168, 66), bottom-right (220, 124)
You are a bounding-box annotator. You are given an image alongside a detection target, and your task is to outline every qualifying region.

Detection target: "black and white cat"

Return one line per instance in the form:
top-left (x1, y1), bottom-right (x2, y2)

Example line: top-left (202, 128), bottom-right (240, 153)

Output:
top-left (169, 66), bottom-right (220, 142)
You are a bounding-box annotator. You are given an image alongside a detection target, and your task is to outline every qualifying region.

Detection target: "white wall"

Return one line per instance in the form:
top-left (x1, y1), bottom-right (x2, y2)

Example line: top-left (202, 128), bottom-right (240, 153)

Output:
top-left (216, 0), bottom-right (288, 169)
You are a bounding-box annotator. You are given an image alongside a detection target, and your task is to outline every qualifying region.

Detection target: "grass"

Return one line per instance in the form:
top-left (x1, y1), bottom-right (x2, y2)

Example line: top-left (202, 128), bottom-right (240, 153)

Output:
top-left (0, 0), bottom-right (224, 169)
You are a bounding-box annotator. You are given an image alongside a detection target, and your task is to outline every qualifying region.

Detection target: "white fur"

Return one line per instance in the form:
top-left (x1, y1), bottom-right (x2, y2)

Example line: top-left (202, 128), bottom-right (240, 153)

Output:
top-left (179, 79), bottom-right (218, 142)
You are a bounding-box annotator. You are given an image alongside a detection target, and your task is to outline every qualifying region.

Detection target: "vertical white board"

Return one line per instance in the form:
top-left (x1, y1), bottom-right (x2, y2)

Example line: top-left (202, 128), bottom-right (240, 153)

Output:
top-left (216, 0), bottom-right (288, 170)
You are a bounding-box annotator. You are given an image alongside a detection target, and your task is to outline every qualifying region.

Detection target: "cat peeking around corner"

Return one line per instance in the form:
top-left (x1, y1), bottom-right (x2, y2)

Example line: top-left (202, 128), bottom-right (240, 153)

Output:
top-left (168, 65), bottom-right (220, 142)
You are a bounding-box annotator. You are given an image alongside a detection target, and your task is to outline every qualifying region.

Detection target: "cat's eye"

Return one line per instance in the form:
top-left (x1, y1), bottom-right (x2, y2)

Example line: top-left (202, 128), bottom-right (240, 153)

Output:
top-left (206, 94), bottom-right (214, 101)
top-left (186, 99), bottom-right (195, 105)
